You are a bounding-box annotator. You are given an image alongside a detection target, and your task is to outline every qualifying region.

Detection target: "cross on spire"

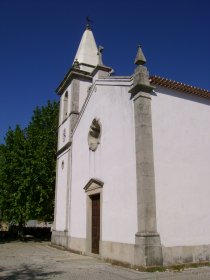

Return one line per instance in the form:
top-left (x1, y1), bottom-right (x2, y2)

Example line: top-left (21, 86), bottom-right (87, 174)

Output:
top-left (86, 16), bottom-right (93, 30)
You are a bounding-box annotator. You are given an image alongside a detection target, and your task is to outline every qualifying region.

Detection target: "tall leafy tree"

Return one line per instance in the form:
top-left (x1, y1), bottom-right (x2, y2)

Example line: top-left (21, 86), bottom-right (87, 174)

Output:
top-left (0, 126), bottom-right (28, 225)
top-left (0, 101), bottom-right (58, 225)
top-left (26, 101), bottom-right (58, 221)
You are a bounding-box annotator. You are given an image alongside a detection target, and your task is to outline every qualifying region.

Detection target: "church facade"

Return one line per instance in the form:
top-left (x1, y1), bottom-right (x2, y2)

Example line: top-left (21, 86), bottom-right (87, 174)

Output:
top-left (51, 26), bottom-right (210, 267)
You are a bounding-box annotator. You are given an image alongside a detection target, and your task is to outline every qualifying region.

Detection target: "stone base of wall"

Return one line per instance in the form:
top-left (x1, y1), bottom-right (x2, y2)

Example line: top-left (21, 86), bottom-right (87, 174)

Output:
top-left (135, 233), bottom-right (163, 266)
top-left (101, 237), bottom-right (164, 267)
top-left (51, 230), bottom-right (68, 248)
top-left (67, 236), bottom-right (86, 254)
top-left (162, 244), bottom-right (210, 266)
top-left (51, 231), bottom-right (210, 267)
top-left (101, 240), bottom-right (135, 265)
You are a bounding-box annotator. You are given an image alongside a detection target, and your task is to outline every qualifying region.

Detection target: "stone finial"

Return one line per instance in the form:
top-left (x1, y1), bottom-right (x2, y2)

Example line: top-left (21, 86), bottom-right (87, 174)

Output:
top-left (72, 59), bottom-right (80, 69)
top-left (129, 45), bottom-right (154, 95)
top-left (97, 45), bottom-right (104, 66)
top-left (134, 45), bottom-right (146, 65)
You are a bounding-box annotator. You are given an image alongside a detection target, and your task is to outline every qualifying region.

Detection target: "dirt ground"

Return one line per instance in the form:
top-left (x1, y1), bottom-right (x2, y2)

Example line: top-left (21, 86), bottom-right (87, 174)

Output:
top-left (1, 241), bottom-right (210, 280)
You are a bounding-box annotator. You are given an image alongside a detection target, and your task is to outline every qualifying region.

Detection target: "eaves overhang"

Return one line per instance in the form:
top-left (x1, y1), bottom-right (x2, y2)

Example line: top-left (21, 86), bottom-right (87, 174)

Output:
top-left (150, 75), bottom-right (210, 99)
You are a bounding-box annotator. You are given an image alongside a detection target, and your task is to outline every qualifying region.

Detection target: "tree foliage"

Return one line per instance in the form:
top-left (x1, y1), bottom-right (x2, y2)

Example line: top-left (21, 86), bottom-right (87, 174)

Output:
top-left (0, 101), bottom-right (58, 224)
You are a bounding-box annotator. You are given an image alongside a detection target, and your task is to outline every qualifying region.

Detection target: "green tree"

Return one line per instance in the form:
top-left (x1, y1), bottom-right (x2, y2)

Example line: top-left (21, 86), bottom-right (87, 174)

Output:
top-left (26, 101), bottom-right (58, 221)
top-left (0, 101), bottom-right (58, 225)
top-left (0, 126), bottom-right (28, 225)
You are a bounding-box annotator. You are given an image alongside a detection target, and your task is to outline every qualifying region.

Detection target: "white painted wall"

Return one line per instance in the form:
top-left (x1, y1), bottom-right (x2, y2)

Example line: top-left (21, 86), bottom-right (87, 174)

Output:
top-left (55, 151), bottom-right (69, 231)
top-left (152, 87), bottom-right (210, 247)
top-left (79, 80), bottom-right (91, 111)
top-left (57, 118), bottom-right (70, 151)
top-left (70, 80), bottom-right (137, 244)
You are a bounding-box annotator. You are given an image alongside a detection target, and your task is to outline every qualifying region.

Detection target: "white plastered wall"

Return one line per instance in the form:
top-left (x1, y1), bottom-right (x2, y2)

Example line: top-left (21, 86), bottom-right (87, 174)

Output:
top-left (70, 81), bottom-right (137, 244)
top-left (55, 151), bottom-right (69, 231)
top-left (57, 119), bottom-right (70, 151)
top-left (152, 87), bottom-right (210, 247)
top-left (79, 80), bottom-right (91, 111)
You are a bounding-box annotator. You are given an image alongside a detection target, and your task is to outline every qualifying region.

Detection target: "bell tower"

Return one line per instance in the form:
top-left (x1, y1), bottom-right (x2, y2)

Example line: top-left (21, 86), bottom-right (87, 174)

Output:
top-left (52, 25), bottom-right (103, 247)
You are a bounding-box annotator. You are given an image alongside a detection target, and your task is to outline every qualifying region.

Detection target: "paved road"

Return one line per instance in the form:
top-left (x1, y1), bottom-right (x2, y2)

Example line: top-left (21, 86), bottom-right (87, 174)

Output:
top-left (1, 241), bottom-right (210, 279)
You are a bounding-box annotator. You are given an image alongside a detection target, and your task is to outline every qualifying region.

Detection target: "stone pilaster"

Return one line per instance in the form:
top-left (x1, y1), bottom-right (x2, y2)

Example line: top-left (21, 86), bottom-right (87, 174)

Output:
top-left (69, 79), bottom-right (80, 134)
top-left (65, 147), bottom-right (72, 243)
top-left (129, 46), bottom-right (163, 266)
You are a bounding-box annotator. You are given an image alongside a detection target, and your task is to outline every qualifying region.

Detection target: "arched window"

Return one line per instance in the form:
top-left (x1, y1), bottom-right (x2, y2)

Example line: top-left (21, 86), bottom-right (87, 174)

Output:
top-left (63, 91), bottom-right (68, 120)
top-left (88, 119), bottom-right (101, 151)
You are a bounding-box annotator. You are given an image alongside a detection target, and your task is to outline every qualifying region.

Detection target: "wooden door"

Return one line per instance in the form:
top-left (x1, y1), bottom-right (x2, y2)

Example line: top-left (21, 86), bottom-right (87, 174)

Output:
top-left (91, 194), bottom-right (100, 254)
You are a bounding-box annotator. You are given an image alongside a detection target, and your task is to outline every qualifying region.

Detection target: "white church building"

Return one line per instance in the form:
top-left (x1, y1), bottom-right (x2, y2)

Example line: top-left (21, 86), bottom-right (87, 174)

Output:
top-left (52, 25), bottom-right (210, 267)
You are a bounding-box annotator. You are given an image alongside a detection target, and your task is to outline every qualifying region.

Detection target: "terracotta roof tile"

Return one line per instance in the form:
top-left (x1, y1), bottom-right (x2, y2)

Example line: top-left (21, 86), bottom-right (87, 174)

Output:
top-left (150, 76), bottom-right (210, 99)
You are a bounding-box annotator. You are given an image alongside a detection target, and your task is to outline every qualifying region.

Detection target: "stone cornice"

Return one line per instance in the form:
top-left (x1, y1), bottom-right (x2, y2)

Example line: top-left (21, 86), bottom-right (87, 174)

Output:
top-left (58, 111), bottom-right (79, 129)
top-left (56, 68), bottom-right (92, 95)
top-left (91, 64), bottom-right (112, 77)
top-left (56, 141), bottom-right (71, 156)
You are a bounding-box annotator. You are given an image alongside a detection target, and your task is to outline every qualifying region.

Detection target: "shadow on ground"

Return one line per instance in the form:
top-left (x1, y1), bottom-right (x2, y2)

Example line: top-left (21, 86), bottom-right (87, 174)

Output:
top-left (0, 264), bottom-right (63, 280)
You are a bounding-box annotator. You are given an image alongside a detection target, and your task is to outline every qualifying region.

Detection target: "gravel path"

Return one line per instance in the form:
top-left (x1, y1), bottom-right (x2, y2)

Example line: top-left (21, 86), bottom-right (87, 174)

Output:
top-left (0, 241), bottom-right (210, 279)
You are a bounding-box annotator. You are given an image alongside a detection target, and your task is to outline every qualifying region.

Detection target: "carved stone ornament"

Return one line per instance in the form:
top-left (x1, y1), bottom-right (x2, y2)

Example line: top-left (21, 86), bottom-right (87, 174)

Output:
top-left (88, 119), bottom-right (101, 151)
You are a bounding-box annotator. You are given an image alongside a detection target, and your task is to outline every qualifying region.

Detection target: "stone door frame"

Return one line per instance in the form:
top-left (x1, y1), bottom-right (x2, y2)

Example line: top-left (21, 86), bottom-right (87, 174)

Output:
top-left (84, 178), bottom-right (103, 255)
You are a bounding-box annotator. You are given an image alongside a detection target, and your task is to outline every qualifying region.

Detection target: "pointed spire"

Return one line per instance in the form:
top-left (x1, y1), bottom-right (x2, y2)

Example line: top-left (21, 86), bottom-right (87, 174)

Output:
top-left (129, 45), bottom-right (154, 95)
top-left (73, 27), bottom-right (98, 72)
top-left (134, 45), bottom-right (146, 65)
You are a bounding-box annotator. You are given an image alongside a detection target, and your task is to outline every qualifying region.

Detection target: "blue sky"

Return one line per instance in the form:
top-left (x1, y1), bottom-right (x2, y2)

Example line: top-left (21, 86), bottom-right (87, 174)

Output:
top-left (0, 0), bottom-right (209, 143)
